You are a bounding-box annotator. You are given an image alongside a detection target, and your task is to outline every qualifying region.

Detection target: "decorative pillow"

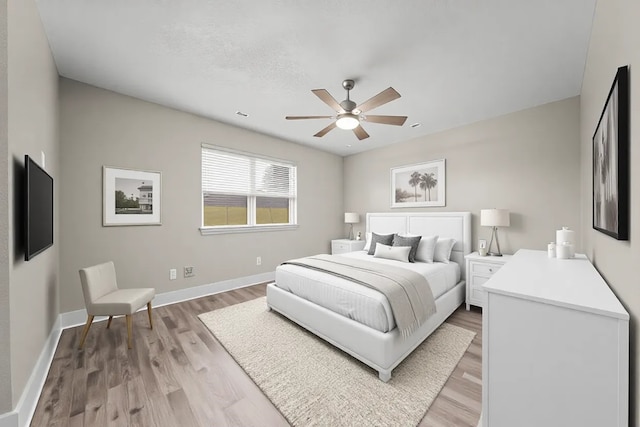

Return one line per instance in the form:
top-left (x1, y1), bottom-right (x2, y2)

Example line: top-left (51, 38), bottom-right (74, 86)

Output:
top-left (373, 243), bottom-right (411, 263)
top-left (392, 234), bottom-right (422, 263)
top-left (414, 235), bottom-right (439, 263)
top-left (367, 232), bottom-right (394, 255)
top-left (434, 238), bottom-right (457, 263)
top-left (363, 232), bottom-right (373, 252)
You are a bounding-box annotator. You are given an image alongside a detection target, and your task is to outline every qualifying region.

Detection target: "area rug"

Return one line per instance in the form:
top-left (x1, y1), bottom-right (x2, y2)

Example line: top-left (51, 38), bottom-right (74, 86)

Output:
top-left (199, 297), bottom-right (475, 427)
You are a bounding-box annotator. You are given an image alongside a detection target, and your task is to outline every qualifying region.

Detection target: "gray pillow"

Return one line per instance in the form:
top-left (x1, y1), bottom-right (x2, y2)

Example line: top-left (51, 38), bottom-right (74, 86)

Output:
top-left (392, 234), bottom-right (422, 263)
top-left (367, 232), bottom-right (394, 255)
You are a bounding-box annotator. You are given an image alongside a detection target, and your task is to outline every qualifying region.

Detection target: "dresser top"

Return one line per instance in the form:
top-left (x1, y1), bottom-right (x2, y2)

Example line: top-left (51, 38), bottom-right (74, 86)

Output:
top-left (483, 249), bottom-right (629, 320)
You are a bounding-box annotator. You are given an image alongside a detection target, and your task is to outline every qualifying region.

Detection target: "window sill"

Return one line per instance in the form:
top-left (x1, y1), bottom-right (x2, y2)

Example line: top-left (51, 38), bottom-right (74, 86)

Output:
top-left (199, 224), bottom-right (298, 236)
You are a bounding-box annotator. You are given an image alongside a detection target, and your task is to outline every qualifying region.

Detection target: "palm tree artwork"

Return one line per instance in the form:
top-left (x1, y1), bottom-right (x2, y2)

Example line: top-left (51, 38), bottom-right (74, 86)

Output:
top-left (409, 171), bottom-right (422, 202)
top-left (420, 172), bottom-right (438, 201)
top-left (392, 160), bottom-right (445, 207)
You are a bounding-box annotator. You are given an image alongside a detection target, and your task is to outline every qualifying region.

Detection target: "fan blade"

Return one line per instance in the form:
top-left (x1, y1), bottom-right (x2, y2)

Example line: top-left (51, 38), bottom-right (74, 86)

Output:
top-left (356, 87), bottom-right (401, 113)
top-left (363, 115), bottom-right (408, 126)
top-left (312, 89), bottom-right (343, 112)
top-left (353, 125), bottom-right (369, 140)
top-left (286, 116), bottom-right (333, 120)
top-left (314, 122), bottom-right (337, 137)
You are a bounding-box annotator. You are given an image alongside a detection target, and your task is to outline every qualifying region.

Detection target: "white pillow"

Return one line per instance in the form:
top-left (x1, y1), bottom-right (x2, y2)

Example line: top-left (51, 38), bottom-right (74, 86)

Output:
top-left (373, 243), bottom-right (411, 263)
top-left (363, 232), bottom-right (373, 251)
top-left (414, 235), bottom-right (439, 263)
top-left (434, 238), bottom-right (457, 263)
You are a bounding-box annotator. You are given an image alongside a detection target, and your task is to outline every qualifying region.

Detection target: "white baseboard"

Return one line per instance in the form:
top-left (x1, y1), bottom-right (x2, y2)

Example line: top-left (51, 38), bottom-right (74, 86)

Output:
top-left (0, 315), bottom-right (62, 427)
top-left (2, 272), bottom-right (274, 427)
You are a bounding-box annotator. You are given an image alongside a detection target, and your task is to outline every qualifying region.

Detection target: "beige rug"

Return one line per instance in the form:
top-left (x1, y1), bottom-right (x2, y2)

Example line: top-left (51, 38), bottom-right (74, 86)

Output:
top-left (199, 297), bottom-right (475, 427)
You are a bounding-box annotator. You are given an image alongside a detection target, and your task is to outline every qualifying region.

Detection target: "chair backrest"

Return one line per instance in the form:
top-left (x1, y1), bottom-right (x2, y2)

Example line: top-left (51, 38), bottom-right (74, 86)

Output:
top-left (79, 261), bottom-right (119, 313)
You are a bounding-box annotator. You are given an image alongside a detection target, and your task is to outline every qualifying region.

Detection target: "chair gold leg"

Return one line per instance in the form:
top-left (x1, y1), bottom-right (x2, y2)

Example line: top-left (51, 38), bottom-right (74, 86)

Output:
top-left (147, 302), bottom-right (153, 330)
top-left (106, 316), bottom-right (113, 329)
top-left (79, 315), bottom-right (95, 349)
top-left (126, 315), bottom-right (133, 349)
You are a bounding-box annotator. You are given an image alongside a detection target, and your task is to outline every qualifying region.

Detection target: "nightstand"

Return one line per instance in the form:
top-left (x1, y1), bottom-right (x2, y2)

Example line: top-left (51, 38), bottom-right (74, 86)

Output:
top-left (331, 239), bottom-right (366, 255)
top-left (465, 252), bottom-right (512, 310)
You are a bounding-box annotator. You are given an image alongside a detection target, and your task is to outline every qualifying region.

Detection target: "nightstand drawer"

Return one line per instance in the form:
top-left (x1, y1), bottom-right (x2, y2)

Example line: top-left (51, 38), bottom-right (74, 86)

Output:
top-left (332, 242), bottom-right (351, 253)
top-left (331, 239), bottom-right (366, 255)
top-left (471, 262), bottom-right (502, 276)
top-left (471, 274), bottom-right (491, 289)
top-left (471, 287), bottom-right (486, 304)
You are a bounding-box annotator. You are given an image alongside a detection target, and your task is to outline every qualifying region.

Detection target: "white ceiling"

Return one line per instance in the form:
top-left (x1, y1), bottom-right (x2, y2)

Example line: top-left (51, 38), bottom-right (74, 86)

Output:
top-left (35, 0), bottom-right (596, 157)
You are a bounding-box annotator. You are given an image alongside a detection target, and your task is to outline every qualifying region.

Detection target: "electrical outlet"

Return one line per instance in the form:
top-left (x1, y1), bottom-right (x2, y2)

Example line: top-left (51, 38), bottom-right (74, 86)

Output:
top-left (184, 266), bottom-right (195, 278)
top-left (169, 269), bottom-right (177, 280)
top-left (256, 256), bottom-right (261, 266)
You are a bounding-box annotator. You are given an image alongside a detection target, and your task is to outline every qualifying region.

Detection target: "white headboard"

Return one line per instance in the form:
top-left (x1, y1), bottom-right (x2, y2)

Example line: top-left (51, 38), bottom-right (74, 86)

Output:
top-left (366, 212), bottom-right (472, 277)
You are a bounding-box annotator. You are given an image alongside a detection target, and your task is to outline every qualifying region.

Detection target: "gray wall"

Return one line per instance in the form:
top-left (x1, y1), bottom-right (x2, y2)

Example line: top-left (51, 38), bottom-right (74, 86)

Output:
top-left (0, 0), bottom-right (10, 414)
top-left (344, 97), bottom-right (581, 254)
top-left (59, 79), bottom-right (344, 313)
top-left (580, 0), bottom-right (640, 423)
top-left (7, 0), bottom-right (59, 408)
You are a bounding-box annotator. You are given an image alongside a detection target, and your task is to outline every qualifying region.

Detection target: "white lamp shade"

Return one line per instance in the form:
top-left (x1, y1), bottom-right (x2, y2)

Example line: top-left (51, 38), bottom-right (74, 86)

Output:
top-left (344, 212), bottom-right (360, 224)
top-left (480, 209), bottom-right (510, 227)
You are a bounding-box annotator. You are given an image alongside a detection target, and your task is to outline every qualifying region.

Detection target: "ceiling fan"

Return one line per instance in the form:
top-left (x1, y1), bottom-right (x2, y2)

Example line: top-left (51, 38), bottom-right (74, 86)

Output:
top-left (285, 79), bottom-right (408, 140)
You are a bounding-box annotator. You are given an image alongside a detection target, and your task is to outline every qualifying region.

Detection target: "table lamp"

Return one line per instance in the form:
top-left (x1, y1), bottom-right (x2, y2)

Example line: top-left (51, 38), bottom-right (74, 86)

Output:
top-left (344, 212), bottom-right (360, 240)
top-left (480, 209), bottom-right (510, 256)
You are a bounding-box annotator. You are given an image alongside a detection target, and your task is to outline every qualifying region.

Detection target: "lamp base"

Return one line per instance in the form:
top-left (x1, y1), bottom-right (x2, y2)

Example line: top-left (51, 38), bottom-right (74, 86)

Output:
top-left (487, 226), bottom-right (503, 257)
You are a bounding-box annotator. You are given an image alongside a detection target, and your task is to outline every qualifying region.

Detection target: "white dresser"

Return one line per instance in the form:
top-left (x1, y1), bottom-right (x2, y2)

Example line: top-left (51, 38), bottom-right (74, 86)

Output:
top-left (465, 252), bottom-right (511, 309)
top-left (331, 239), bottom-right (366, 255)
top-left (482, 249), bottom-right (629, 427)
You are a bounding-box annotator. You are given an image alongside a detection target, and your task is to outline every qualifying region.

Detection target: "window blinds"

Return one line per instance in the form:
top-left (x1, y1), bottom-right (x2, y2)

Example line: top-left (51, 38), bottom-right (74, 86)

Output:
top-left (202, 145), bottom-right (297, 198)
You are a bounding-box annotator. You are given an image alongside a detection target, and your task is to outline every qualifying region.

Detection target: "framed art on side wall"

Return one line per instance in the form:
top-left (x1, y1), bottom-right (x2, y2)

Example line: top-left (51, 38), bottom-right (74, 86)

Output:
top-left (592, 65), bottom-right (629, 240)
top-left (103, 166), bottom-right (162, 226)
top-left (391, 159), bottom-right (445, 208)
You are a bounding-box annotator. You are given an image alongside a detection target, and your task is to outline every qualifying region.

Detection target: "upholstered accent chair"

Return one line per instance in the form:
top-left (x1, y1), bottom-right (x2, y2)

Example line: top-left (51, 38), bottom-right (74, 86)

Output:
top-left (78, 261), bottom-right (155, 349)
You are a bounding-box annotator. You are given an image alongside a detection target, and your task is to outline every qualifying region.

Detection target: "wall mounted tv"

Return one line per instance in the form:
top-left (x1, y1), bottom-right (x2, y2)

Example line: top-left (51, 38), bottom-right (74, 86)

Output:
top-left (24, 155), bottom-right (54, 261)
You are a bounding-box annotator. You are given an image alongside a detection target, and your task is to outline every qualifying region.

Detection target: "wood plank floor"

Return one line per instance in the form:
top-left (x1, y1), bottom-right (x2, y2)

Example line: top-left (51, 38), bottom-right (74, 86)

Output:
top-left (31, 284), bottom-right (482, 427)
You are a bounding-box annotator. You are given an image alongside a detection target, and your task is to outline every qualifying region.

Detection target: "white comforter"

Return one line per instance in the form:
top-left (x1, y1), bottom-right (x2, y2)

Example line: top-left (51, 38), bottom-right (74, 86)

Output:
top-left (274, 251), bottom-right (460, 333)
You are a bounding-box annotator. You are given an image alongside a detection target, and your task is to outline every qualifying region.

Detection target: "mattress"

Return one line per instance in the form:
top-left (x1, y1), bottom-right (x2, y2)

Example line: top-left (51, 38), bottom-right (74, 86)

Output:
top-left (274, 251), bottom-right (461, 333)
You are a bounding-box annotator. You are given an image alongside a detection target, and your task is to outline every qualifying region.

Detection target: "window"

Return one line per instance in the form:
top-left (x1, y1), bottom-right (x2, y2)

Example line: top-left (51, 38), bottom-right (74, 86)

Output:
top-left (201, 144), bottom-right (297, 234)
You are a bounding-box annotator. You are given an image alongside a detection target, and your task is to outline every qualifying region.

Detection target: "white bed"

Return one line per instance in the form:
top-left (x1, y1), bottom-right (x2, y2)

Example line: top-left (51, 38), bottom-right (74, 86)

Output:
top-left (266, 212), bottom-right (472, 382)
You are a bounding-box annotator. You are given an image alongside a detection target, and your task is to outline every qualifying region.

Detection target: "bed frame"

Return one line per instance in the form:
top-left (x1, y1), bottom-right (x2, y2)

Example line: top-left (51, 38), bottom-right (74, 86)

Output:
top-left (266, 212), bottom-right (472, 382)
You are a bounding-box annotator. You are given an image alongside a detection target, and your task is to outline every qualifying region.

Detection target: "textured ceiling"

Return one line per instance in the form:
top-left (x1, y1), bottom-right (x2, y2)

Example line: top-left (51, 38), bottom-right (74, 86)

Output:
top-left (35, 0), bottom-right (596, 156)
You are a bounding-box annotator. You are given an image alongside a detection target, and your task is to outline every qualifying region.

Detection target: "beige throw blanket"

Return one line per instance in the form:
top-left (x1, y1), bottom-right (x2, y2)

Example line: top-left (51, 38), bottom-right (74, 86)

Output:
top-left (282, 254), bottom-right (436, 338)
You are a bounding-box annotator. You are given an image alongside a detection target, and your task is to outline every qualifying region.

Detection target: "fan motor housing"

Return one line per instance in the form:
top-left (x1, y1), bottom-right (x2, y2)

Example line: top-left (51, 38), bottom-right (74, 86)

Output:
top-left (340, 99), bottom-right (356, 112)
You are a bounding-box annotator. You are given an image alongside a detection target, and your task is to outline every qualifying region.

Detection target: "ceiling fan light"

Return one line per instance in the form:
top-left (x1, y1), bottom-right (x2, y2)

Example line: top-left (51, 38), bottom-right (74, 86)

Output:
top-left (336, 113), bottom-right (360, 130)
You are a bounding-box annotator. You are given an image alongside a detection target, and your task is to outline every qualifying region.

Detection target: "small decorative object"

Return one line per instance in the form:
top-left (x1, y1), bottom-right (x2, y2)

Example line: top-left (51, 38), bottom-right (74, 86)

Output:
top-left (547, 242), bottom-right (556, 258)
top-left (480, 209), bottom-right (510, 257)
top-left (556, 227), bottom-right (575, 258)
top-left (344, 212), bottom-right (360, 240)
top-left (390, 159), bottom-right (445, 208)
top-left (478, 239), bottom-right (488, 256)
top-left (356, 231), bottom-right (362, 241)
top-left (593, 65), bottom-right (629, 240)
top-left (556, 242), bottom-right (572, 259)
top-left (103, 166), bottom-right (161, 226)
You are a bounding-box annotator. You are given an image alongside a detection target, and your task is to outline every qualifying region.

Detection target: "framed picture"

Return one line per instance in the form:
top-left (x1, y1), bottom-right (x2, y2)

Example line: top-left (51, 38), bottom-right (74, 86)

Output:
top-left (479, 239), bottom-right (487, 250)
top-left (592, 65), bottom-right (629, 240)
top-left (103, 166), bottom-right (162, 226)
top-left (391, 159), bottom-right (445, 208)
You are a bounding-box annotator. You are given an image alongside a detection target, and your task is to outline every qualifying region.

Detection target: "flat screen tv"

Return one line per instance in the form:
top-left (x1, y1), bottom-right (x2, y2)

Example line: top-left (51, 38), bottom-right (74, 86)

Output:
top-left (24, 155), bottom-right (54, 261)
